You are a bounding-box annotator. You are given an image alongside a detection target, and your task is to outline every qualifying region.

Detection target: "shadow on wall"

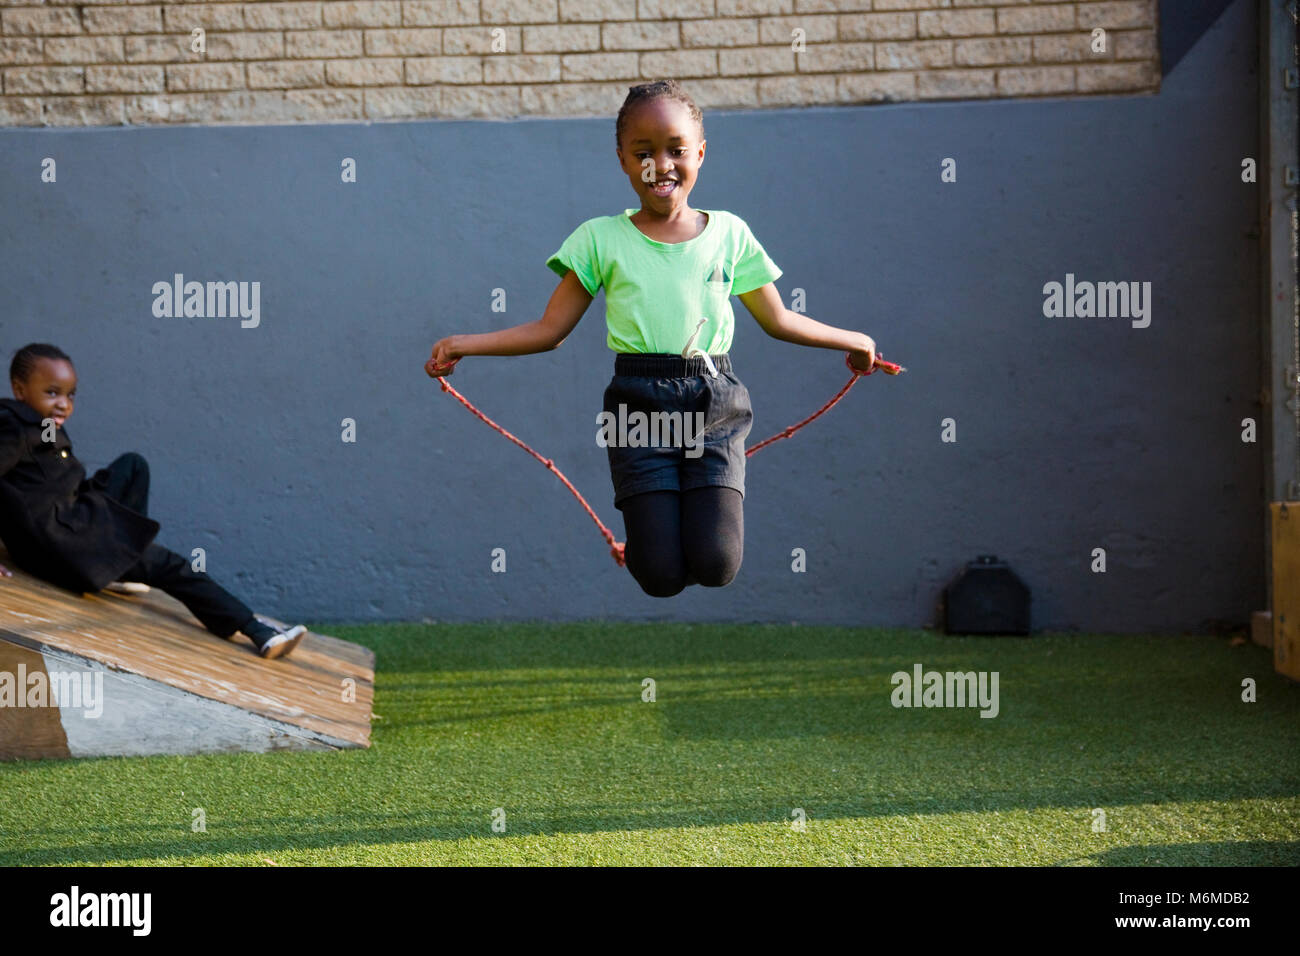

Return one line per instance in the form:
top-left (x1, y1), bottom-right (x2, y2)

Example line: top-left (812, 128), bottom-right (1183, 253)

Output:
top-left (1160, 0), bottom-right (1240, 76)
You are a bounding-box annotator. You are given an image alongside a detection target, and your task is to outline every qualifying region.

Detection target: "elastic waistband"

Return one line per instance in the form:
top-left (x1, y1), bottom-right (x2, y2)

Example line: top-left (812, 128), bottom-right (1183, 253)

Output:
top-left (614, 353), bottom-right (732, 377)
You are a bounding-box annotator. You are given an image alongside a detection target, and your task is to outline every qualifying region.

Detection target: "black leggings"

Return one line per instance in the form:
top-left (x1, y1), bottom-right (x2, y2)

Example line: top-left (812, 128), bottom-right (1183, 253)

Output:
top-left (620, 487), bottom-right (744, 597)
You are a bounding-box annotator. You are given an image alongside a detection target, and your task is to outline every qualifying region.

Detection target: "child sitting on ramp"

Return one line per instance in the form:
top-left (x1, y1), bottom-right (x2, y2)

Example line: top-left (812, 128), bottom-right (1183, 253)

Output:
top-left (0, 343), bottom-right (307, 660)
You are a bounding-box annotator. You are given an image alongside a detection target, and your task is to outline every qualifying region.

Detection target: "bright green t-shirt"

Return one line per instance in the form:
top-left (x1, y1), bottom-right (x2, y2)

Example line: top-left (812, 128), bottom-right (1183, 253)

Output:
top-left (545, 208), bottom-right (782, 355)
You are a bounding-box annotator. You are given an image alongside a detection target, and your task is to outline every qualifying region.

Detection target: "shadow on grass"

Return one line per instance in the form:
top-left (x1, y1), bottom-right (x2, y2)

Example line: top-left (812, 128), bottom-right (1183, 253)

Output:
top-left (5, 781), bottom-right (1300, 866)
top-left (389, 693), bottom-right (878, 738)
top-left (387, 656), bottom-right (876, 735)
top-left (1061, 841), bottom-right (1299, 866)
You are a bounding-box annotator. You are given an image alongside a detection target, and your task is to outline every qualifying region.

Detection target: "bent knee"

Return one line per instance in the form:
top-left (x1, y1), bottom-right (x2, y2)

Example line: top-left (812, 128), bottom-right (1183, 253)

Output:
top-left (632, 569), bottom-right (688, 598)
top-left (119, 451), bottom-right (149, 473)
top-left (688, 550), bottom-right (741, 588)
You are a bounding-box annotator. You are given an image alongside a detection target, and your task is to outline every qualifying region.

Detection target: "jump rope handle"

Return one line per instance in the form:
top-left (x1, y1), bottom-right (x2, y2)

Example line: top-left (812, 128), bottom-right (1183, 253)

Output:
top-left (425, 355), bottom-right (459, 378)
top-left (848, 351), bottom-right (905, 376)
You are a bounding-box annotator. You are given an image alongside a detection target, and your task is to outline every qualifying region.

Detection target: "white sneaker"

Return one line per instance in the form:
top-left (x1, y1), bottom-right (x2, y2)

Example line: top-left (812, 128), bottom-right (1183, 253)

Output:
top-left (105, 581), bottom-right (151, 595)
top-left (259, 624), bottom-right (307, 660)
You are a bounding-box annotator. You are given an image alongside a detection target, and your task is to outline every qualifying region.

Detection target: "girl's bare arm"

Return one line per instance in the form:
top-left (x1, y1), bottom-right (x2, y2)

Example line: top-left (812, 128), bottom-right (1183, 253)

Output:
top-left (738, 282), bottom-right (877, 371)
top-left (428, 271), bottom-right (595, 374)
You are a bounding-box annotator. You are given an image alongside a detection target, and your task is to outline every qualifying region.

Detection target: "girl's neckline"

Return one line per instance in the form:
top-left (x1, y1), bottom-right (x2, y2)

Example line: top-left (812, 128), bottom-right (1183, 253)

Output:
top-left (622, 208), bottom-right (712, 248)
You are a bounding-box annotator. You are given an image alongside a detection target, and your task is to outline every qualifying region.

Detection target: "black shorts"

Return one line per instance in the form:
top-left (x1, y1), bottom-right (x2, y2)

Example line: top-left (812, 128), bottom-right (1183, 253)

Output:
top-left (602, 353), bottom-right (753, 509)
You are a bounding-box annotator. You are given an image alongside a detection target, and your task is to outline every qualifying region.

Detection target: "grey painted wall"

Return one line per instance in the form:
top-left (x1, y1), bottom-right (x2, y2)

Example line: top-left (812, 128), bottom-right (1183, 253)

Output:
top-left (0, 1), bottom-right (1262, 633)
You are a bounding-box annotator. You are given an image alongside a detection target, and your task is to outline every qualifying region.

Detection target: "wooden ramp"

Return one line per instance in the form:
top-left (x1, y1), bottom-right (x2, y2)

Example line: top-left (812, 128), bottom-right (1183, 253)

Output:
top-left (0, 547), bottom-right (374, 761)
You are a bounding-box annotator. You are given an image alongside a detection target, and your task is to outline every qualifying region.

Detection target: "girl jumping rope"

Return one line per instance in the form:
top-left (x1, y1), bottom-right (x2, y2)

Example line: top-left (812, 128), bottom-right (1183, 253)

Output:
top-left (427, 79), bottom-right (887, 597)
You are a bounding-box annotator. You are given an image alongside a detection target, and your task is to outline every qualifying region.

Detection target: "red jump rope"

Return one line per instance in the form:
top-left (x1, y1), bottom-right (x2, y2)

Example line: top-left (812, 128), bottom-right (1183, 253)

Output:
top-left (426, 351), bottom-right (904, 566)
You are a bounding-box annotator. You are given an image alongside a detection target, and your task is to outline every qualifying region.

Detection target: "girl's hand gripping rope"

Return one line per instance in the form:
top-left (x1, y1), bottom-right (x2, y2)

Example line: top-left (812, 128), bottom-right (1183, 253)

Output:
top-left (847, 335), bottom-right (905, 376)
top-left (847, 351), bottom-right (906, 376)
top-left (425, 338), bottom-right (461, 378)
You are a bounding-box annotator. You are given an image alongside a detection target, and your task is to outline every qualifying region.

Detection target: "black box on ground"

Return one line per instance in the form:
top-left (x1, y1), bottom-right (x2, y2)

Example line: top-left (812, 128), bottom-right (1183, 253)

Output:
top-left (944, 555), bottom-right (1031, 636)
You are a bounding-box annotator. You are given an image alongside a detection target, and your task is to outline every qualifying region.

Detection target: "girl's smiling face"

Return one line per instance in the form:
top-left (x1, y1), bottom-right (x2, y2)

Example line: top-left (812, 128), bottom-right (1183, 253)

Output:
top-left (12, 357), bottom-right (77, 427)
top-left (616, 98), bottom-right (705, 214)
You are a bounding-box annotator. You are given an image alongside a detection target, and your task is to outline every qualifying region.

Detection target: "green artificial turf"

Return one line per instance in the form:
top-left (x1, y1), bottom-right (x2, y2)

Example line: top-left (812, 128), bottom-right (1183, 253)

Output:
top-left (1, 623), bottom-right (1297, 866)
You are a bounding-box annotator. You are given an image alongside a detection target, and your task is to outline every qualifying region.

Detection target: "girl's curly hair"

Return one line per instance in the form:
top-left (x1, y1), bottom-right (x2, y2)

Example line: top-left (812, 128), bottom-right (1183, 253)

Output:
top-left (616, 79), bottom-right (704, 151)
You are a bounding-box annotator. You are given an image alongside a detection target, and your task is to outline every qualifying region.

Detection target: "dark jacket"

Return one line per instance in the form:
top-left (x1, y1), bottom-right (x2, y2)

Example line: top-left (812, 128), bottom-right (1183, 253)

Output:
top-left (0, 398), bottom-right (159, 593)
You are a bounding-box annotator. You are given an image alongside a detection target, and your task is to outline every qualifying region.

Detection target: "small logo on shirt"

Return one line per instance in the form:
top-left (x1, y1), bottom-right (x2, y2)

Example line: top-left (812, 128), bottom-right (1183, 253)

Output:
top-left (706, 263), bottom-right (730, 285)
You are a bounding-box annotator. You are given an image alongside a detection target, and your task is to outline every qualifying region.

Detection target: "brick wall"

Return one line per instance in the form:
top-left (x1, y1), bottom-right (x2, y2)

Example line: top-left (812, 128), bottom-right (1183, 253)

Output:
top-left (0, 0), bottom-right (1159, 127)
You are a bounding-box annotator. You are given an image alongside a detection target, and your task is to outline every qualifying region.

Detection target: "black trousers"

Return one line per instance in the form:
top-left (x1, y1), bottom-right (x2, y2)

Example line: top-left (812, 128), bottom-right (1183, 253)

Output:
top-left (91, 453), bottom-right (255, 639)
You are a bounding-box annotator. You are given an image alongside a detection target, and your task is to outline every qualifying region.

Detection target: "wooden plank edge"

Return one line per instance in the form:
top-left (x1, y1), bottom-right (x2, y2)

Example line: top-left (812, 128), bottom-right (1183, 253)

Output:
top-left (1, 637), bottom-right (370, 758)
